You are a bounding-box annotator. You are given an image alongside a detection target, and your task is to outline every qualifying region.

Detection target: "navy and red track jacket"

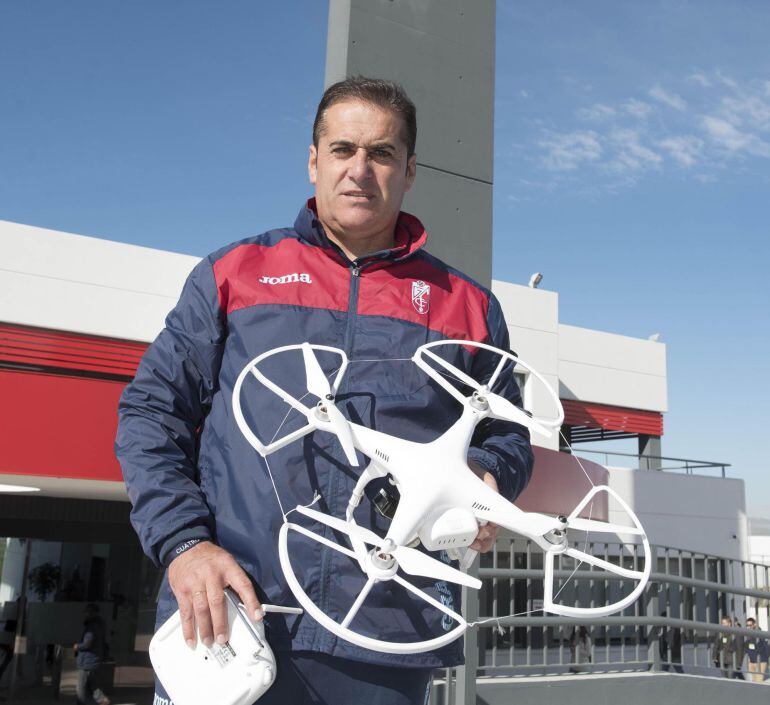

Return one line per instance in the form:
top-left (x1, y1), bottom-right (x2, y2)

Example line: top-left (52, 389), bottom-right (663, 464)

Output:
top-left (116, 200), bottom-right (533, 668)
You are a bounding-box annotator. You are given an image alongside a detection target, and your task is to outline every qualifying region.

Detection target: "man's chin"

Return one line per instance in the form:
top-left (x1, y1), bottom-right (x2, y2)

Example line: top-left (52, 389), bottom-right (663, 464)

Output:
top-left (335, 213), bottom-right (385, 234)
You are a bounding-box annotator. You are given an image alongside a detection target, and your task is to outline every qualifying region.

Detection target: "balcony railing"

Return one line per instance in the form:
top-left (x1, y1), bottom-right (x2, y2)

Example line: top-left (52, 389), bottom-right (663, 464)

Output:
top-left (430, 537), bottom-right (770, 704)
top-left (571, 448), bottom-right (731, 477)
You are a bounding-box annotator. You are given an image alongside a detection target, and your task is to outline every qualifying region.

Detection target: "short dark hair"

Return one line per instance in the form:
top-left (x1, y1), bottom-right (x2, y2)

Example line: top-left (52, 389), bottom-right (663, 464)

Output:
top-left (312, 76), bottom-right (417, 157)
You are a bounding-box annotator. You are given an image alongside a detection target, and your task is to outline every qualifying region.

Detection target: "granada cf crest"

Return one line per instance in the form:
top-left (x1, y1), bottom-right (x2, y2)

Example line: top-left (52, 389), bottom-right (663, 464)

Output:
top-left (411, 280), bottom-right (430, 314)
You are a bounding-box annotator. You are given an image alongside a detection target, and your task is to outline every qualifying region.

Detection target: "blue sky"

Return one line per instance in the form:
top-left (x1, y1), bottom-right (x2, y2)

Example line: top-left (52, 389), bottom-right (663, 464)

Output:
top-left (2, 2), bottom-right (768, 515)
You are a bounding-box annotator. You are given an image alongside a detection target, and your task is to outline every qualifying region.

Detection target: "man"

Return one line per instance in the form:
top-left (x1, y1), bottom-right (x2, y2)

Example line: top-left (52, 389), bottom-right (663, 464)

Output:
top-left (73, 603), bottom-right (110, 705)
top-left (712, 615), bottom-right (745, 679)
top-left (116, 76), bottom-right (533, 705)
top-left (658, 611), bottom-right (682, 673)
top-left (745, 616), bottom-right (768, 683)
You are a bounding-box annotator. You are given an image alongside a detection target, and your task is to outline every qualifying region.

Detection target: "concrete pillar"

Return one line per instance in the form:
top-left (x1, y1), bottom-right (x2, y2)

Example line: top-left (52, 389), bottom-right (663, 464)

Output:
top-left (639, 434), bottom-right (662, 470)
top-left (324, 0), bottom-right (496, 286)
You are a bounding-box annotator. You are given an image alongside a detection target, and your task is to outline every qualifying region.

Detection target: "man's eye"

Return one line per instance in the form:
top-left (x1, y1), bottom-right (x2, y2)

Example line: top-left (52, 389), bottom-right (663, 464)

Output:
top-left (371, 149), bottom-right (392, 159)
top-left (332, 146), bottom-right (353, 155)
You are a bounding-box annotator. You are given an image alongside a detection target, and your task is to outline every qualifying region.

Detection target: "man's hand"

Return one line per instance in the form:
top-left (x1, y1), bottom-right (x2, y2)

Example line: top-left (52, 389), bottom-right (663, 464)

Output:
top-left (167, 541), bottom-right (262, 649)
top-left (468, 460), bottom-right (500, 553)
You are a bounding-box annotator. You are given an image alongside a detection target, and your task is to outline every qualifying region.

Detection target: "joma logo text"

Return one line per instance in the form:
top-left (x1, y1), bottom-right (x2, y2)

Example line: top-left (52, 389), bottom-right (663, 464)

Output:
top-left (259, 273), bottom-right (312, 285)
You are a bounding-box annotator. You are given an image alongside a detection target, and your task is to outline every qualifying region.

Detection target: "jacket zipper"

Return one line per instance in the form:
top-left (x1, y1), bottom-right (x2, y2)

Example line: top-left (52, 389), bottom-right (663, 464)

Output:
top-left (343, 264), bottom-right (361, 356)
top-left (318, 260), bottom-right (362, 649)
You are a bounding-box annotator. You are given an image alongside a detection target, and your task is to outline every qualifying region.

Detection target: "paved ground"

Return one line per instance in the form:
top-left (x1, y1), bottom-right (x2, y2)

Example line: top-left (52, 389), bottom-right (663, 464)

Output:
top-left (1, 664), bottom-right (155, 705)
top-left (1, 686), bottom-right (154, 705)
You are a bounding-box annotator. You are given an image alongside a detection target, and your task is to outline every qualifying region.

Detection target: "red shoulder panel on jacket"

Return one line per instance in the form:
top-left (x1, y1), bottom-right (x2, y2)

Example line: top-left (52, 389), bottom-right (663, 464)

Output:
top-left (358, 257), bottom-right (490, 343)
top-left (213, 240), bottom-right (350, 315)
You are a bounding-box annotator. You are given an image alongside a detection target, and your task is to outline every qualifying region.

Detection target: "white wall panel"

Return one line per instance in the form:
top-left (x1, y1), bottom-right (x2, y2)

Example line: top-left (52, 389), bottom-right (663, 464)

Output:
top-left (0, 270), bottom-right (178, 342)
top-left (608, 466), bottom-right (747, 559)
top-left (506, 327), bottom-right (558, 376)
top-left (492, 280), bottom-right (558, 333)
top-left (559, 360), bottom-right (668, 412)
top-left (1, 220), bottom-right (197, 341)
top-left (2, 220), bottom-right (198, 298)
top-left (560, 324), bottom-right (666, 377)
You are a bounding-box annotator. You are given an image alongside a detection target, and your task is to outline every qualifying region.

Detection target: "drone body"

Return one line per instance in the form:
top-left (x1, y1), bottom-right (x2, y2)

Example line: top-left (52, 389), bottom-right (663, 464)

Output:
top-left (232, 340), bottom-right (651, 654)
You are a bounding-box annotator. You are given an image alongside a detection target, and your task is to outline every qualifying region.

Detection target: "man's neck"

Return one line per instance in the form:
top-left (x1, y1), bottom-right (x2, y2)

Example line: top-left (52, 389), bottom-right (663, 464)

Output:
top-left (321, 223), bottom-right (396, 262)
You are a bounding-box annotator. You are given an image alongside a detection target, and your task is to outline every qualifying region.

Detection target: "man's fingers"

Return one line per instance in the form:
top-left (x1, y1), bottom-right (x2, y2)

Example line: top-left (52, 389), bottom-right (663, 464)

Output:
top-left (207, 584), bottom-right (229, 645)
top-left (470, 522), bottom-right (499, 552)
top-left (178, 599), bottom-right (197, 649)
top-left (192, 587), bottom-right (214, 647)
top-left (167, 543), bottom-right (263, 646)
top-left (228, 569), bottom-right (263, 622)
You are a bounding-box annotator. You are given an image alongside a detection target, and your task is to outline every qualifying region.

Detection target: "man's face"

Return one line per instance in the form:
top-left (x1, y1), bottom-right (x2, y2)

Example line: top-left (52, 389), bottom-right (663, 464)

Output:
top-left (308, 100), bottom-right (416, 249)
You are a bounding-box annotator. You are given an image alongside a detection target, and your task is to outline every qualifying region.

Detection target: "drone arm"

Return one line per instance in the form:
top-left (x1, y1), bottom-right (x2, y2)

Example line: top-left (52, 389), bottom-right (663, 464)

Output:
top-left (345, 462), bottom-right (388, 571)
top-left (345, 462), bottom-right (388, 522)
top-left (459, 474), bottom-right (562, 544)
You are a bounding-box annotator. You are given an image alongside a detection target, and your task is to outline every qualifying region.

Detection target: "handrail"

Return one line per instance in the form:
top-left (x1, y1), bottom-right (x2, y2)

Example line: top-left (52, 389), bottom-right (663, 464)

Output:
top-left (478, 568), bottom-right (770, 600)
top-left (473, 615), bottom-right (770, 640)
top-left (572, 448), bottom-right (731, 477)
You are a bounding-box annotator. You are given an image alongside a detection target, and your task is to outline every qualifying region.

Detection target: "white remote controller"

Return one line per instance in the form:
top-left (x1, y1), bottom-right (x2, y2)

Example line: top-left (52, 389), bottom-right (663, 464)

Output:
top-left (149, 589), bottom-right (300, 705)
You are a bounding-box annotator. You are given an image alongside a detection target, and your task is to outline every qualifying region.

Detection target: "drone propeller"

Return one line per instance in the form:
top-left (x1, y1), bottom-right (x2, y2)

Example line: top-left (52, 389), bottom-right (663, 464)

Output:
top-left (301, 344), bottom-right (359, 467)
top-left (297, 506), bottom-right (481, 589)
top-left (413, 343), bottom-right (562, 438)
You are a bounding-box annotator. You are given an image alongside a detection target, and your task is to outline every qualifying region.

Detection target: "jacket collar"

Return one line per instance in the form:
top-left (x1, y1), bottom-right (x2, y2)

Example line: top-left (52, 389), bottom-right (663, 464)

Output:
top-left (293, 198), bottom-right (428, 266)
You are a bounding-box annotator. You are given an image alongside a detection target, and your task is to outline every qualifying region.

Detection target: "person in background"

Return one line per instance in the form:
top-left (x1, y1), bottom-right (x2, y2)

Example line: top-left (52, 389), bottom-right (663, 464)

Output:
top-left (744, 616), bottom-right (768, 683)
top-left (73, 603), bottom-right (110, 705)
top-left (569, 626), bottom-right (592, 673)
top-left (712, 616), bottom-right (744, 679)
top-left (659, 611), bottom-right (683, 674)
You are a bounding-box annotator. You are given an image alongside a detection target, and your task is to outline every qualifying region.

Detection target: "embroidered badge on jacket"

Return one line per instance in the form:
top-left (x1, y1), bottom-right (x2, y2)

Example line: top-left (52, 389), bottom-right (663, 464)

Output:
top-left (411, 280), bottom-right (430, 314)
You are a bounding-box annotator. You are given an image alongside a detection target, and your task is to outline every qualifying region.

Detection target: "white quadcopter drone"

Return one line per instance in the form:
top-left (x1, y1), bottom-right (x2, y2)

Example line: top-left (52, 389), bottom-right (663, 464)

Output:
top-left (232, 340), bottom-right (651, 655)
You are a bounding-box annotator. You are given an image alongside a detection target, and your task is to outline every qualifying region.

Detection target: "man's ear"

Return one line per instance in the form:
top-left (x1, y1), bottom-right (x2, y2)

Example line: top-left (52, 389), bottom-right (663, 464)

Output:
top-left (308, 144), bottom-right (318, 185)
top-left (405, 153), bottom-right (417, 192)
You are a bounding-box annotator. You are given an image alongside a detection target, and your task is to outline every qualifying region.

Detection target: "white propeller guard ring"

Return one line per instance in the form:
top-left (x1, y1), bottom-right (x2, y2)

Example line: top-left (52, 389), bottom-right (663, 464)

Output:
top-left (543, 485), bottom-right (652, 618)
top-left (413, 339), bottom-right (564, 429)
top-left (278, 523), bottom-right (468, 654)
top-left (232, 344), bottom-right (349, 457)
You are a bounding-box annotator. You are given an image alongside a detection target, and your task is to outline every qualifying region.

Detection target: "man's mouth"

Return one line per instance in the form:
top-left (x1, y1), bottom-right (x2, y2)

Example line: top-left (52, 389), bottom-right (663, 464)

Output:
top-left (342, 191), bottom-right (373, 200)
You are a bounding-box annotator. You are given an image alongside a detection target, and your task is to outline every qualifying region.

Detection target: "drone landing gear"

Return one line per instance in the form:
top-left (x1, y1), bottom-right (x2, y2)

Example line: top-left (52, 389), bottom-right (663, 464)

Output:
top-left (277, 511), bottom-right (472, 655)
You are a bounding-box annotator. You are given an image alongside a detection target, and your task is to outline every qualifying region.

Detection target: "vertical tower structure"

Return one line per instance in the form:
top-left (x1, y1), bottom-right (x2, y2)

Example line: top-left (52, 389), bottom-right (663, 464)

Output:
top-left (324, 0), bottom-right (495, 285)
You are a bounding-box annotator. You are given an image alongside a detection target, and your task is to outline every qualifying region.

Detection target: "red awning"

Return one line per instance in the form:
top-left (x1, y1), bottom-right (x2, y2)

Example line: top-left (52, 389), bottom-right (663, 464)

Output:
top-left (561, 398), bottom-right (663, 436)
top-left (0, 369), bottom-right (126, 482)
top-left (0, 322), bottom-right (146, 378)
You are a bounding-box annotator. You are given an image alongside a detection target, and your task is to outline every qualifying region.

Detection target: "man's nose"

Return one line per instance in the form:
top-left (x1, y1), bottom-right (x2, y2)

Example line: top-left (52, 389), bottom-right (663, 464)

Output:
top-left (348, 149), bottom-right (371, 180)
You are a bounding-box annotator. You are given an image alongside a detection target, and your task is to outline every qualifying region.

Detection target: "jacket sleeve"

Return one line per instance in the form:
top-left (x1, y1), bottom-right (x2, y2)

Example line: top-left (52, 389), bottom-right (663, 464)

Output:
top-left (75, 630), bottom-right (94, 651)
top-left (467, 293), bottom-right (535, 502)
top-left (115, 257), bottom-right (225, 566)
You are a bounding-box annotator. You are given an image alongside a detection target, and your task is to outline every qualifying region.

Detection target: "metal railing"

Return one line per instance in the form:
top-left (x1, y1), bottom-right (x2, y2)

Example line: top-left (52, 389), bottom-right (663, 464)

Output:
top-left (571, 448), bottom-right (731, 477)
top-left (430, 536), bottom-right (770, 704)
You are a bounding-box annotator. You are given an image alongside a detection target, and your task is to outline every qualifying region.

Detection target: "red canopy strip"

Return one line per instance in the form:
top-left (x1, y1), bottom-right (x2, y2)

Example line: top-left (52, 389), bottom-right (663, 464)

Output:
top-left (0, 323), bottom-right (147, 378)
top-left (561, 398), bottom-right (663, 436)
